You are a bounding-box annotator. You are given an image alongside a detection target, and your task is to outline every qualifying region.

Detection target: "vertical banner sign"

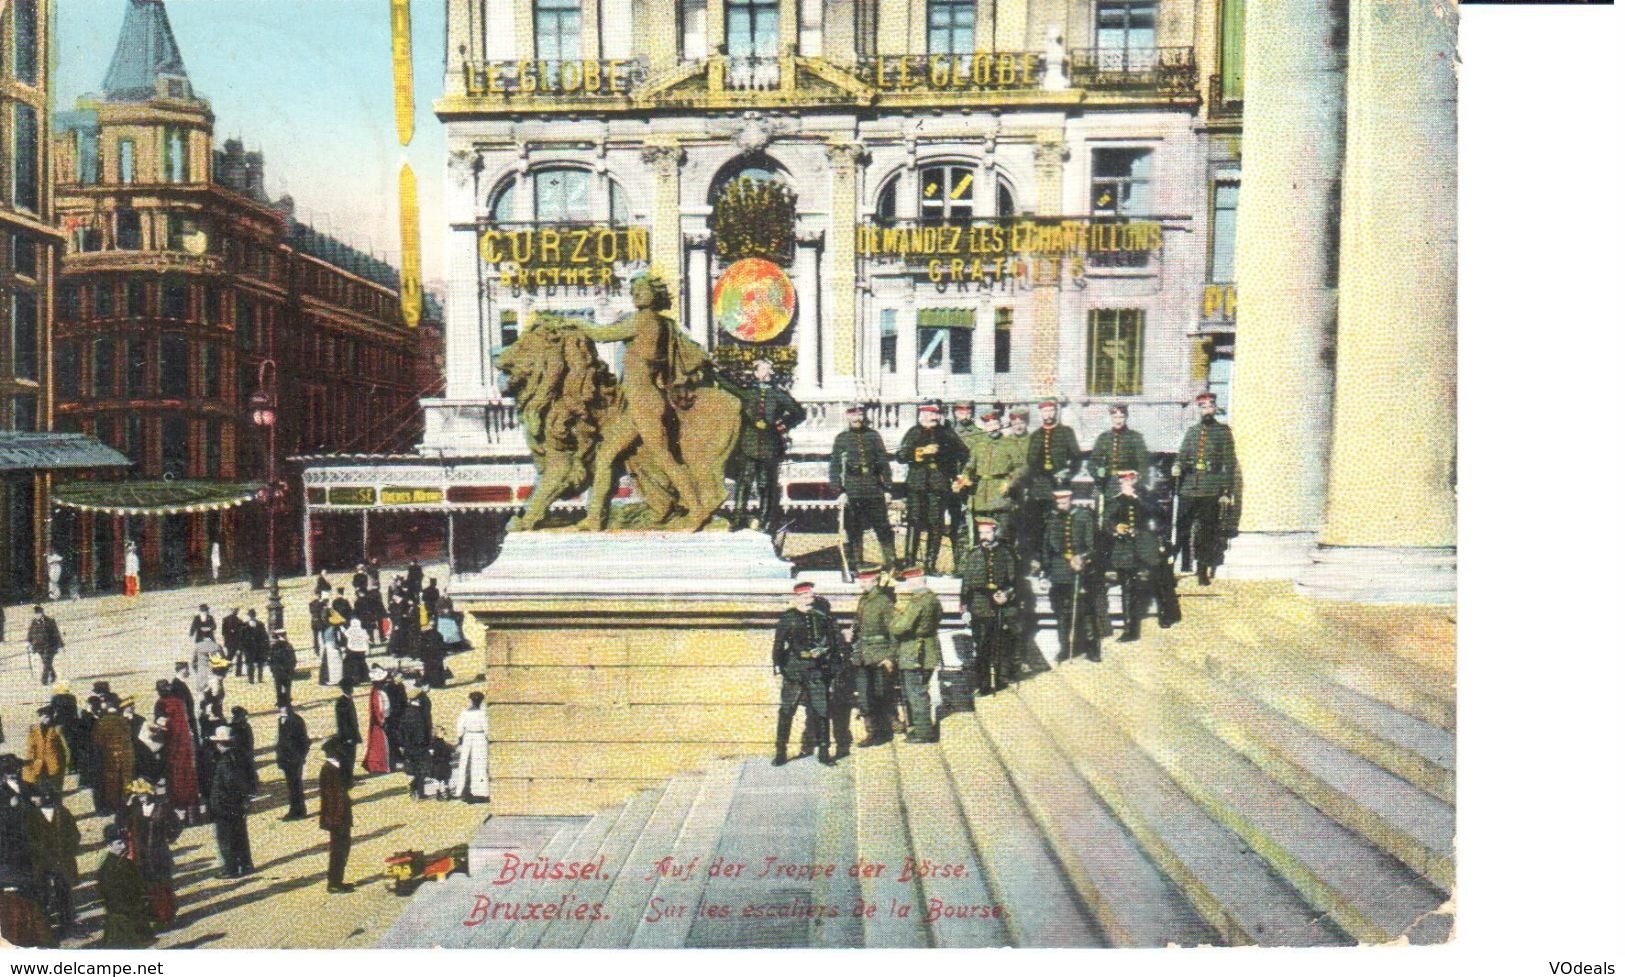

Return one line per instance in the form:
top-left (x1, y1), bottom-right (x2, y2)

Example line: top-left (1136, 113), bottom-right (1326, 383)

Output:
top-left (391, 0), bottom-right (422, 327)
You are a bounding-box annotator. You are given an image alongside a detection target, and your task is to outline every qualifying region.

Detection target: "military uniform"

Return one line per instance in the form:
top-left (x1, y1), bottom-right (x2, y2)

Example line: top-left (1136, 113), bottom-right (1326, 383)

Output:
top-left (1089, 425), bottom-right (1151, 511)
top-left (830, 419), bottom-right (897, 571)
top-left (896, 418), bottom-right (967, 574)
top-left (1175, 410), bottom-right (1237, 582)
top-left (888, 577), bottom-right (943, 742)
top-left (1097, 491), bottom-right (1161, 642)
top-left (731, 382), bottom-right (806, 530)
top-left (959, 536), bottom-right (1022, 694)
top-left (957, 430), bottom-right (1026, 540)
top-left (1043, 504), bottom-right (1105, 661)
top-left (771, 597), bottom-right (840, 765)
top-left (849, 582), bottom-right (898, 745)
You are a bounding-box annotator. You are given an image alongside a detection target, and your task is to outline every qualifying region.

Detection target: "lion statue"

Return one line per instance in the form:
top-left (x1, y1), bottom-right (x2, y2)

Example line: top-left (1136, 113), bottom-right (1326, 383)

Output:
top-left (498, 306), bottom-right (741, 532)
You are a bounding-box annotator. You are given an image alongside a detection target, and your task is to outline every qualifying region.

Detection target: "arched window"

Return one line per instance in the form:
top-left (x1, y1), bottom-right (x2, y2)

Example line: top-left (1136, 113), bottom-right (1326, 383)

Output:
top-left (709, 154), bottom-right (789, 203)
top-left (488, 166), bottom-right (597, 223)
top-left (609, 178), bottom-right (631, 225)
top-left (919, 163), bottom-right (975, 223)
top-left (997, 176), bottom-right (1018, 218)
top-left (875, 175), bottom-right (898, 224)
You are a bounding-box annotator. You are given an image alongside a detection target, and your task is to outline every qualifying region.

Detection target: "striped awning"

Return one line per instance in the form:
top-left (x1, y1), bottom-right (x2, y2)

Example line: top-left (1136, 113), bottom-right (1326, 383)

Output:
top-left (0, 433), bottom-right (130, 473)
top-left (53, 480), bottom-right (265, 516)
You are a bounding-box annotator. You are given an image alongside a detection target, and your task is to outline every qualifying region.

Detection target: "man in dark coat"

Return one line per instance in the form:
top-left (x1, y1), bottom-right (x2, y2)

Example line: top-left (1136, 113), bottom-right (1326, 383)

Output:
top-left (405, 560), bottom-right (424, 598)
top-left (46, 686), bottom-right (78, 772)
top-left (268, 628), bottom-right (299, 707)
top-left (318, 738), bottom-right (354, 893)
top-left (96, 826), bottom-right (153, 948)
top-left (1088, 404), bottom-right (1151, 516)
top-left (1026, 401), bottom-right (1084, 565)
top-left (307, 597), bottom-right (327, 657)
top-left (188, 604), bottom-right (217, 643)
top-left (1097, 471), bottom-right (1162, 644)
top-left (396, 685), bottom-right (432, 799)
top-left (242, 610), bottom-right (270, 684)
top-left (206, 728), bottom-right (253, 878)
top-left (383, 673), bottom-right (409, 770)
top-left (959, 518), bottom-right (1021, 695)
top-left (830, 404), bottom-right (898, 572)
top-left (1173, 391), bottom-right (1237, 584)
top-left (333, 681), bottom-right (363, 785)
top-left (351, 565), bottom-right (369, 596)
top-left (770, 582), bottom-right (838, 767)
top-left (26, 606), bottom-right (64, 686)
top-left (896, 404), bottom-right (967, 574)
top-left (228, 707), bottom-right (258, 794)
top-left (729, 358), bottom-right (806, 532)
top-left (1043, 490), bottom-right (1104, 662)
top-left (275, 704), bottom-right (310, 820)
top-left (221, 607), bottom-right (245, 677)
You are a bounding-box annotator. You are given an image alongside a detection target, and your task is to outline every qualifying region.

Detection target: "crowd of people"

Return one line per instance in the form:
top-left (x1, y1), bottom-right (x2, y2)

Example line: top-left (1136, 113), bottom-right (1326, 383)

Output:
top-left (0, 559), bottom-right (492, 949)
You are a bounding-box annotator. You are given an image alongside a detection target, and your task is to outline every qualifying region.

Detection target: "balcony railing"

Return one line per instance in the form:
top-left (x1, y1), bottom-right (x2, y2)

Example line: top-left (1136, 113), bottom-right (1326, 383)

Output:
top-left (1068, 46), bottom-right (1198, 97)
top-left (720, 54), bottom-right (783, 91)
top-left (459, 58), bottom-right (648, 98)
top-left (1208, 74), bottom-right (1243, 121)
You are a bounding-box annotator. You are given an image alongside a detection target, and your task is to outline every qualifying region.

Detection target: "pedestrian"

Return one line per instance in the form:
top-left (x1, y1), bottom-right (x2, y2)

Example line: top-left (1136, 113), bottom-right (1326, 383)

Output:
top-left (168, 663), bottom-right (199, 750)
top-left (188, 604), bottom-right (217, 643)
top-left (421, 578), bottom-right (442, 620)
top-left (343, 618), bottom-right (370, 685)
top-left (206, 728), bottom-right (252, 878)
top-left (357, 587), bottom-right (385, 645)
top-left (221, 606), bottom-right (244, 675)
top-left (1173, 391), bottom-right (1237, 584)
top-left (364, 666), bottom-right (392, 776)
top-left (21, 708), bottom-right (68, 798)
top-left (153, 684), bottom-right (199, 823)
top-left (269, 627), bottom-right (298, 706)
top-left (453, 692), bottom-right (489, 803)
top-left (131, 713), bottom-right (167, 786)
top-left (228, 706), bottom-right (258, 794)
top-left (122, 540), bottom-right (141, 598)
top-left (770, 581), bottom-right (838, 767)
top-left (95, 825), bottom-right (154, 948)
top-left (242, 610), bottom-right (269, 684)
top-left (1097, 471), bottom-right (1161, 644)
top-left (275, 703), bottom-right (310, 820)
top-left (889, 566), bottom-right (943, 743)
top-left (405, 560), bottom-right (423, 599)
top-left (897, 404), bottom-right (967, 574)
top-left (333, 679), bottom-right (362, 785)
top-left (120, 779), bottom-right (181, 932)
top-left (351, 565), bottom-right (369, 597)
top-left (46, 685), bottom-right (79, 777)
top-left (329, 587), bottom-right (353, 626)
top-left (830, 404), bottom-right (899, 573)
top-left (398, 682), bottom-right (432, 799)
top-left (384, 671), bottom-right (409, 770)
top-left (435, 595), bottom-right (466, 649)
top-left (45, 550), bottom-right (63, 602)
top-left (25, 606), bottom-right (64, 686)
top-left (729, 357), bottom-right (806, 532)
top-left (28, 787), bottom-right (77, 936)
top-left (318, 737), bottom-right (354, 894)
top-left (209, 540), bottom-right (222, 584)
top-left (959, 517), bottom-right (1021, 696)
top-left (76, 697), bottom-right (104, 810)
top-left (847, 567), bottom-right (897, 747)
top-left (0, 755), bottom-right (53, 948)
top-left (92, 700), bottom-right (135, 815)
top-left (1043, 489), bottom-right (1104, 662)
top-left (308, 595), bottom-right (328, 659)
top-left (314, 569), bottom-right (333, 599)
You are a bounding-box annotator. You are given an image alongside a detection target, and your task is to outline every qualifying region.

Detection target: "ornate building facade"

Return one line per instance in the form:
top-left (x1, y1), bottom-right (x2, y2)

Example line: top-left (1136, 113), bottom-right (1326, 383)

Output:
top-left (49, 0), bottom-right (423, 590)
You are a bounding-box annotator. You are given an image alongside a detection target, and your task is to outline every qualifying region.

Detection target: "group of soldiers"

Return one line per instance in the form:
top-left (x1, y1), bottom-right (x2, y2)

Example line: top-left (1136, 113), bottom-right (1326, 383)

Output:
top-left (763, 391), bottom-right (1239, 760)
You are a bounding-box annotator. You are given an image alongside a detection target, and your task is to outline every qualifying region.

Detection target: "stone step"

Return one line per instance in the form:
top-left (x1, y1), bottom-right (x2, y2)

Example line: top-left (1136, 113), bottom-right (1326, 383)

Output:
top-left (466, 815), bottom-right (584, 878)
top-left (1215, 585), bottom-right (1456, 731)
top-left (1015, 675), bottom-right (1345, 946)
top-left (936, 713), bottom-right (1104, 947)
top-left (626, 761), bottom-right (744, 948)
top-left (1168, 633), bottom-right (1456, 805)
top-left (373, 873), bottom-right (488, 948)
top-left (531, 786), bottom-right (663, 947)
top-left (890, 740), bottom-right (1010, 948)
top-left (851, 744), bottom-right (932, 947)
top-left (1108, 644), bottom-right (1456, 890)
top-left (487, 802), bottom-right (626, 949)
top-left (684, 757), bottom-right (830, 948)
top-left (576, 774), bottom-right (706, 948)
top-left (1053, 662), bottom-right (1451, 945)
top-left (807, 750), bottom-right (864, 948)
top-left (437, 816), bottom-right (589, 949)
top-left (971, 690), bottom-right (1218, 947)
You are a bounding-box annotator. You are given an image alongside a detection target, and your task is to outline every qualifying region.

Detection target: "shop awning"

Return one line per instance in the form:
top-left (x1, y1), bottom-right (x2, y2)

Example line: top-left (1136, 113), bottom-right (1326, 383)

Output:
top-left (917, 308), bottom-right (976, 329)
top-left (53, 480), bottom-right (265, 516)
top-left (0, 433), bottom-right (130, 473)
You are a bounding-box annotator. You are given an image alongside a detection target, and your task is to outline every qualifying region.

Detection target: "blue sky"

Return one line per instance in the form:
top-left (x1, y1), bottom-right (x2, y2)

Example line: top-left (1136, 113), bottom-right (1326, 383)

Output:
top-left (54, 0), bottom-right (451, 287)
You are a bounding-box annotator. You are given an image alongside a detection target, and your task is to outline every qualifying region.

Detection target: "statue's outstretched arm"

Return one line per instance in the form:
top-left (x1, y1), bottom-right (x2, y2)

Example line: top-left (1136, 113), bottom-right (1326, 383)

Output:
top-left (573, 317), bottom-right (638, 344)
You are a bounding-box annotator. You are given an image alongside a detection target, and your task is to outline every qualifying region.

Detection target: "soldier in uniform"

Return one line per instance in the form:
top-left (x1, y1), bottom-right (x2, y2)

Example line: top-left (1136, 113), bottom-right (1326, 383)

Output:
top-left (730, 359), bottom-right (805, 532)
top-left (1029, 401), bottom-right (1084, 504)
top-left (954, 410), bottom-right (1027, 544)
top-left (829, 405), bottom-right (898, 572)
top-left (770, 582), bottom-right (839, 767)
top-left (1088, 404), bottom-right (1151, 523)
top-left (1043, 489), bottom-right (1103, 662)
top-left (950, 401), bottom-right (977, 440)
top-left (888, 566), bottom-right (942, 743)
top-left (959, 518), bottom-right (1021, 695)
top-left (1173, 392), bottom-right (1237, 584)
top-left (846, 567), bottom-right (898, 747)
top-left (1097, 471), bottom-right (1161, 643)
top-left (896, 404), bottom-right (967, 574)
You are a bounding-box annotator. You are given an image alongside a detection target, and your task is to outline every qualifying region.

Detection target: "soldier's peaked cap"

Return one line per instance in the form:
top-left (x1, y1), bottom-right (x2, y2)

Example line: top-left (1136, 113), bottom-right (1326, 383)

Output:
top-left (1116, 470), bottom-right (1139, 480)
top-left (898, 566), bottom-right (927, 579)
top-left (1194, 391), bottom-right (1217, 403)
top-left (1038, 400), bottom-right (1058, 409)
top-left (1108, 403), bottom-right (1129, 415)
top-left (979, 409), bottom-right (1000, 421)
top-left (952, 401), bottom-right (974, 410)
top-left (844, 405), bottom-right (865, 416)
top-left (918, 404), bottom-right (940, 414)
top-left (793, 581), bottom-right (816, 593)
top-left (1053, 489), bottom-right (1075, 499)
top-left (1009, 407), bottom-right (1030, 419)
top-left (975, 518), bottom-right (998, 528)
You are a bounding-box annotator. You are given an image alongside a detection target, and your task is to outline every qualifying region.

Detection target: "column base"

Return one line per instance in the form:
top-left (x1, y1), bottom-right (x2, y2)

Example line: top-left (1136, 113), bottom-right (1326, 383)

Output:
top-left (1219, 531), bottom-right (1320, 580)
top-left (1294, 545), bottom-right (1456, 605)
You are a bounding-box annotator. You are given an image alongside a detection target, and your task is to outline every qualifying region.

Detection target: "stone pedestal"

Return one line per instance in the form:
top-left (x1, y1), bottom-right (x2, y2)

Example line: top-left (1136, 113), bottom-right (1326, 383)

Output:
top-left (453, 531), bottom-right (798, 816)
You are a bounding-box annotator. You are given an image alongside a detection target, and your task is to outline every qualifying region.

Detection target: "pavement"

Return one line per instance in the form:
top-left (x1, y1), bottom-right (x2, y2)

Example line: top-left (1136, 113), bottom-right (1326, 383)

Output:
top-left (0, 567), bottom-right (493, 949)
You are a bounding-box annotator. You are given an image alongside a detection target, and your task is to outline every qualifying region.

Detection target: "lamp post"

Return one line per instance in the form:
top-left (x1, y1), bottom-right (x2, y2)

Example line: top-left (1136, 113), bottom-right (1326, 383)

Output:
top-left (250, 360), bottom-right (283, 631)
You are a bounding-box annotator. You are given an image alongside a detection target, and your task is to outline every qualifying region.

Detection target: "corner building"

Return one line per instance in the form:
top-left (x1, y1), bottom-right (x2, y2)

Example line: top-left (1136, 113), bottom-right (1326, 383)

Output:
top-left (427, 0), bottom-right (1247, 472)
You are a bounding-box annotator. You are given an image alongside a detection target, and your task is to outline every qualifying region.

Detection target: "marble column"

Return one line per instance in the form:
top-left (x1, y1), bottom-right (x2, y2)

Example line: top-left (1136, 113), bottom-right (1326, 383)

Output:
top-left (1028, 133), bottom-right (1066, 399)
top-left (1297, 0), bottom-right (1457, 604)
top-left (642, 142), bottom-right (686, 323)
top-left (826, 142), bottom-right (862, 391)
top-left (1221, 0), bottom-right (1344, 578)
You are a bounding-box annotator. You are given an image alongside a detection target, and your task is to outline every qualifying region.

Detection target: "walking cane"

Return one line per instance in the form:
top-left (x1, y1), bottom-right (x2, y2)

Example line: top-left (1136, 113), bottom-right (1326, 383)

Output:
top-left (1068, 569), bottom-right (1083, 660)
top-left (836, 499), bottom-right (853, 583)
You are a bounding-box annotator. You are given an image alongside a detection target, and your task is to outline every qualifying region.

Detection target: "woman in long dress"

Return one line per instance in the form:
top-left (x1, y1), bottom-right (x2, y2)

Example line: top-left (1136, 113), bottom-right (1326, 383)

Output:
top-left (363, 668), bottom-right (392, 775)
top-left (453, 692), bottom-right (489, 803)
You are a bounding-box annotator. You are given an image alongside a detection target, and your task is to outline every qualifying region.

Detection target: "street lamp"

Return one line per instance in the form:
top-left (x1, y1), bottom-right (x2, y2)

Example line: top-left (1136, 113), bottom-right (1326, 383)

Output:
top-left (251, 360), bottom-right (283, 631)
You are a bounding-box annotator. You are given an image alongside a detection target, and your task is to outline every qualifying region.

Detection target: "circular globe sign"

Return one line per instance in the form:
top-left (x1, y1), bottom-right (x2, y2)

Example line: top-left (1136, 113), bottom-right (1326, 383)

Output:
top-left (712, 258), bottom-right (796, 343)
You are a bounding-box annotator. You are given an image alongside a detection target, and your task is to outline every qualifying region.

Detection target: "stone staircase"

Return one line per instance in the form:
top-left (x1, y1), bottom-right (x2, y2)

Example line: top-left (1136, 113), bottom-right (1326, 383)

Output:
top-left (378, 583), bottom-right (1455, 948)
